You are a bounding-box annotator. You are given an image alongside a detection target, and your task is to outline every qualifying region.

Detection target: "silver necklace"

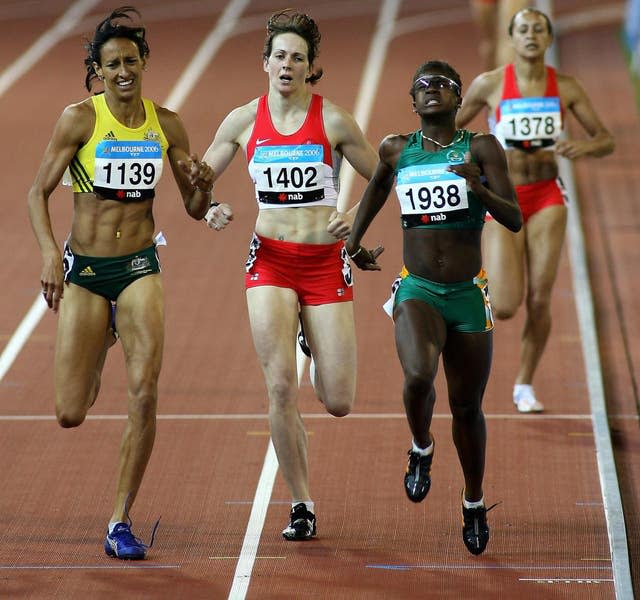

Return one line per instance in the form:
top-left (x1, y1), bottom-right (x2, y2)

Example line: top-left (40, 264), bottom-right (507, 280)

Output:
top-left (421, 129), bottom-right (462, 149)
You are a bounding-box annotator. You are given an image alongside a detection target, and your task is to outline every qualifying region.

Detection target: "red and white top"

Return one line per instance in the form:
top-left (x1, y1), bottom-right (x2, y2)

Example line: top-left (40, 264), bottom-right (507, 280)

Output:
top-left (246, 94), bottom-right (341, 208)
top-left (491, 63), bottom-right (564, 150)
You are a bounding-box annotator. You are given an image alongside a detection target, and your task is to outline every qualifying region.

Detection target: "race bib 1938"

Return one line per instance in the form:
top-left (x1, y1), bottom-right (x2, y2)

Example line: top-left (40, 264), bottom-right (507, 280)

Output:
top-left (396, 163), bottom-right (468, 226)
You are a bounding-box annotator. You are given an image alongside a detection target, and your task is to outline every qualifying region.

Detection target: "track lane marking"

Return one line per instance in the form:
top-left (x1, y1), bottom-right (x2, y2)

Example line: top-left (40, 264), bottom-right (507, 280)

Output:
top-left (0, 0), bottom-right (102, 99)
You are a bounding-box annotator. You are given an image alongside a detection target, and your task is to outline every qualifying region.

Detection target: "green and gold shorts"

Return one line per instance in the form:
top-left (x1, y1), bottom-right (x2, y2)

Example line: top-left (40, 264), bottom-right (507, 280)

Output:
top-left (392, 268), bottom-right (493, 333)
top-left (63, 242), bottom-right (161, 302)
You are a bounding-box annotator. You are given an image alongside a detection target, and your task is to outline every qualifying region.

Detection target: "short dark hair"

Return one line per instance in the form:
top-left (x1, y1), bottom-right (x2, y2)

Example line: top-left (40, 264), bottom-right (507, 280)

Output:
top-left (84, 6), bottom-right (149, 91)
top-left (409, 60), bottom-right (462, 98)
top-left (508, 8), bottom-right (553, 36)
top-left (263, 10), bottom-right (323, 85)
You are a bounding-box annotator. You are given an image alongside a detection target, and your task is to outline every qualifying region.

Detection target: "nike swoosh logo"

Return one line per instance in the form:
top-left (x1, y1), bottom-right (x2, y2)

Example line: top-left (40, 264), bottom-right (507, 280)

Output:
top-left (256, 138), bottom-right (270, 145)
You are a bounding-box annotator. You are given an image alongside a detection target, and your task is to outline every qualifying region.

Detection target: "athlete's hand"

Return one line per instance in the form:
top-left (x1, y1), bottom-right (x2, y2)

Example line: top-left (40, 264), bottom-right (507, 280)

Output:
top-left (447, 152), bottom-right (483, 194)
top-left (346, 244), bottom-right (384, 271)
top-left (554, 138), bottom-right (590, 160)
top-left (178, 153), bottom-right (214, 193)
top-left (327, 210), bottom-right (353, 240)
top-left (205, 203), bottom-right (234, 231)
top-left (40, 253), bottom-right (64, 313)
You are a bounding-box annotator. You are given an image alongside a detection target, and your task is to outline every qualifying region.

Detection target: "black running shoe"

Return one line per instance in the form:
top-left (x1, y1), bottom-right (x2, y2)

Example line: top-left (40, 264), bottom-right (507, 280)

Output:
top-left (282, 503), bottom-right (316, 541)
top-left (403, 439), bottom-right (434, 503)
top-left (297, 314), bottom-right (312, 358)
top-left (462, 501), bottom-right (498, 555)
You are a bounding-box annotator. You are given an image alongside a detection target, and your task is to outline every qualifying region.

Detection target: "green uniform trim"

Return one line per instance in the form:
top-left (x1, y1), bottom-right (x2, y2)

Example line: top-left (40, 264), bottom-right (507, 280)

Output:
top-left (395, 129), bottom-right (486, 230)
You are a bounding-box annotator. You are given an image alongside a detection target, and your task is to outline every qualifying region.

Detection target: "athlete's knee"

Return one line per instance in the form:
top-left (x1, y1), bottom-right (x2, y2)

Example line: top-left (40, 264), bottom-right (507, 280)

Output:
top-left (56, 405), bottom-right (87, 428)
top-left (124, 376), bottom-right (157, 421)
top-left (267, 379), bottom-right (297, 413)
top-left (450, 399), bottom-right (483, 423)
top-left (493, 304), bottom-right (517, 320)
top-left (526, 291), bottom-right (552, 319)
top-left (128, 388), bottom-right (158, 420)
top-left (323, 395), bottom-right (353, 418)
top-left (404, 370), bottom-right (435, 401)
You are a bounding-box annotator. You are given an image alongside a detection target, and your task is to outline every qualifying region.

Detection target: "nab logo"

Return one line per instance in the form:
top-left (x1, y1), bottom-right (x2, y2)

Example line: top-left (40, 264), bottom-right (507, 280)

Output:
top-left (126, 190), bottom-right (142, 199)
top-left (287, 193), bottom-right (303, 201)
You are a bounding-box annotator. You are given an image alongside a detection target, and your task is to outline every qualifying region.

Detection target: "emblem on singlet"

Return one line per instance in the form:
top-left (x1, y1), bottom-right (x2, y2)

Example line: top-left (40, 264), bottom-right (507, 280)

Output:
top-left (144, 129), bottom-right (161, 142)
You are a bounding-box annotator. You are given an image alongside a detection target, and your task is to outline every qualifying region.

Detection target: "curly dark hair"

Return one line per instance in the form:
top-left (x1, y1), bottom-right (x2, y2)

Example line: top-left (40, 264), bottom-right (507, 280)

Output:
top-left (263, 10), bottom-right (323, 85)
top-left (409, 60), bottom-right (462, 98)
top-left (83, 6), bottom-right (149, 91)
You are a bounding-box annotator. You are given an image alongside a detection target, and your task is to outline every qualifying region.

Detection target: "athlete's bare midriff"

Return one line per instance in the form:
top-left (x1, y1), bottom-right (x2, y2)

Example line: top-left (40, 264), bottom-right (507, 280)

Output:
top-left (506, 147), bottom-right (559, 185)
top-left (69, 192), bottom-right (155, 256)
top-left (255, 204), bottom-right (339, 244)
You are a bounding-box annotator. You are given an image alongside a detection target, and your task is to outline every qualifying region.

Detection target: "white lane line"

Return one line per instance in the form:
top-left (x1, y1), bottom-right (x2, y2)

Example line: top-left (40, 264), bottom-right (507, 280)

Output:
top-left (519, 578), bottom-right (614, 584)
top-left (227, 440), bottom-right (278, 600)
top-left (537, 2), bottom-right (633, 599)
top-left (336, 0), bottom-right (402, 212)
top-left (0, 0), bottom-right (102, 99)
top-left (392, 6), bottom-right (470, 38)
top-left (0, 296), bottom-right (47, 381)
top-left (163, 0), bottom-right (251, 112)
top-left (0, 412), bottom-right (597, 421)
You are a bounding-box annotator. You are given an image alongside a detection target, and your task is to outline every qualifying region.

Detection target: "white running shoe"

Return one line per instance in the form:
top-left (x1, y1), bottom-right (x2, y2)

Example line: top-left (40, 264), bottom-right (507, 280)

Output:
top-left (513, 384), bottom-right (544, 413)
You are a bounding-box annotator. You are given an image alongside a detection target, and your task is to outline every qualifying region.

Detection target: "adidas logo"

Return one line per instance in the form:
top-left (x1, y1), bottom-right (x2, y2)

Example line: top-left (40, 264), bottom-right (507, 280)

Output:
top-left (79, 266), bottom-right (96, 276)
top-left (103, 131), bottom-right (117, 140)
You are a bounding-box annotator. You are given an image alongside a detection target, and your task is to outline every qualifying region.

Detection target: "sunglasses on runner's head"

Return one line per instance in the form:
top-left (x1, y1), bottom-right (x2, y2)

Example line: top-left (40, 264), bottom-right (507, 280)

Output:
top-left (413, 75), bottom-right (461, 95)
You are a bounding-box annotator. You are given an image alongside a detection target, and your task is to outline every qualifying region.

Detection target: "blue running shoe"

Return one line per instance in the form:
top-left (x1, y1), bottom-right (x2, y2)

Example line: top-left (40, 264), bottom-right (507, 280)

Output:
top-left (104, 522), bottom-right (148, 560)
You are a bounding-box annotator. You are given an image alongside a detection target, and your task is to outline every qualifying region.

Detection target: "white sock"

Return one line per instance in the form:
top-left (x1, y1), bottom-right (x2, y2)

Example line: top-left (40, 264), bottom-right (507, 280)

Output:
top-left (463, 496), bottom-right (485, 509)
top-left (293, 500), bottom-right (315, 514)
top-left (513, 384), bottom-right (533, 398)
top-left (412, 438), bottom-right (434, 456)
top-left (108, 521), bottom-right (125, 534)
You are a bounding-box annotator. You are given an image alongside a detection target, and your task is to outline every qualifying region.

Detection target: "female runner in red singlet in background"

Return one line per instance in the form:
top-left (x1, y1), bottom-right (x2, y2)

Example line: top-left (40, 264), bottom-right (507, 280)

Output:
top-left (457, 8), bottom-right (614, 412)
